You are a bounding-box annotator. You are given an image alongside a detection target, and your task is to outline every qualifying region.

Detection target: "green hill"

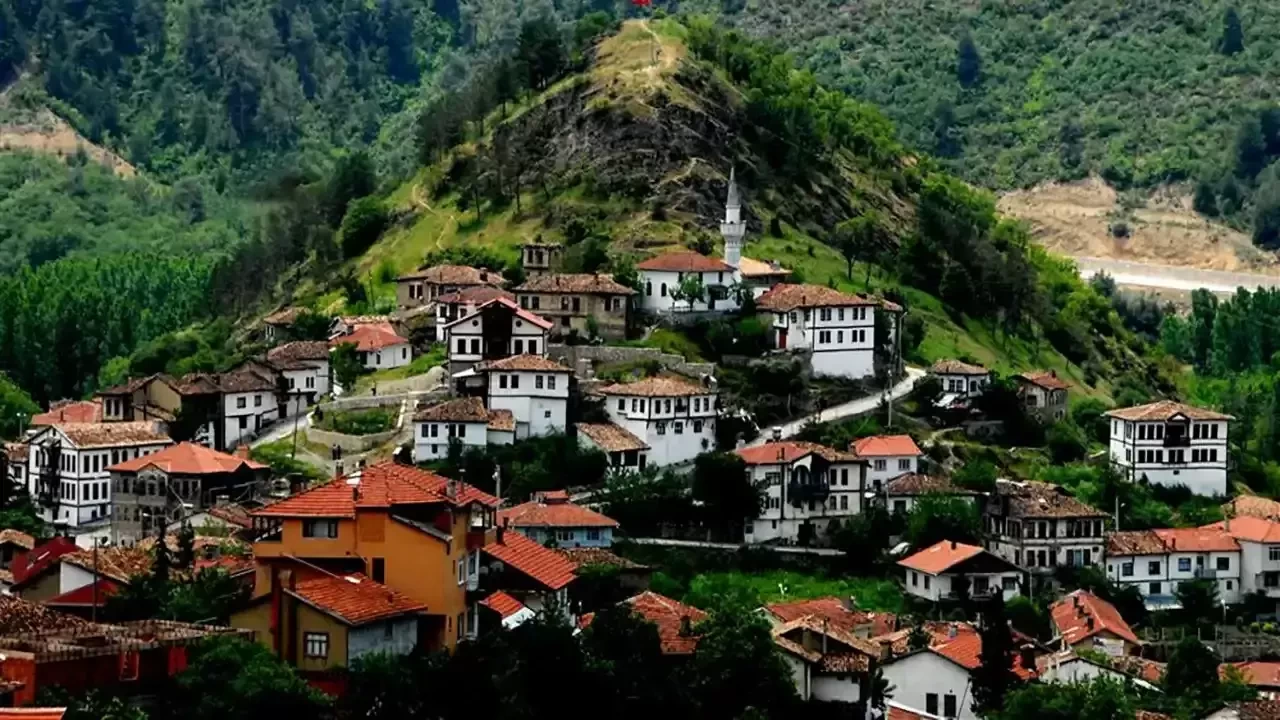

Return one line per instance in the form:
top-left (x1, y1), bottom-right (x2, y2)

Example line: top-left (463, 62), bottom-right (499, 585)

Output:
top-left (339, 18), bottom-right (1169, 403)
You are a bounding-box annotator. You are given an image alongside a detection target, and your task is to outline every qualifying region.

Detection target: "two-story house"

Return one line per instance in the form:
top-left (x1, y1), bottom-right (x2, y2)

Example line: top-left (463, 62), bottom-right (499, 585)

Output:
top-left (576, 422), bottom-right (650, 474)
top-left (883, 473), bottom-right (982, 515)
top-left (331, 322), bottom-right (413, 372)
top-left (97, 373), bottom-right (269, 452)
top-left (598, 374), bottom-right (718, 468)
top-left (498, 490), bottom-right (619, 548)
top-left (1202, 515), bottom-right (1280, 606)
top-left (1017, 370), bottom-right (1071, 423)
top-left (24, 422), bottom-right (173, 528)
top-left (520, 241), bottom-right (564, 277)
top-left (984, 480), bottom-right (1109, 587)
top-left (477, 526), bottom-right (577, 632)
top-left (1050, 590), bottom-right (1142, 657)
top-left (637, 251), bottom-right (740, 314)
top-left (217, 371), bottom-right (281, 449)
top-left (473, 354), bottom-right (572, 439)
top-left (434, 286), bottom-right (514, 340)
top-left (899, 540), bottom-right (1023, 603)
top-left (734, 441), bottom-right (865, 544)
top-left (514, 273), bottom-right (635, 340)
top-left (246, 462), bottom-right (500, 651)
top-left (396, 264), bottom-right (506, 309)
top-left (758, 284), bottom-right (886, 380)
top-left (1105, 527), bottom-right (1241, 609)
top-left (262, 307), bottom-right (305, 345)
top-left (442, 297), bottom-right (552, 377)
top-left (266, 341), bottom-right (332, 415)
top-left (929, 360), bottom-right (990, 402)
top-left (852, 435), bottom-right (924, 490)
top-left (1107, 400), bottom-right (1232, 497)
top-left (412, 397), bottom-right (508, 462)
top-left (108, 442), bottom-right (270, 545)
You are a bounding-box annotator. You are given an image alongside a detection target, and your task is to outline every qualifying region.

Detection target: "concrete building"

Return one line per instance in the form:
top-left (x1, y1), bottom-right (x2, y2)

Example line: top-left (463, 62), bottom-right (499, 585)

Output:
top-left (758, 283), bottom-right (888, 380)
top-left (1017, 370), bottom-right (1071, 423)
top-left (514, 273), bottom-right (634, 340)
top-left (331, 322), bottom-right (412, 372)
top-left (412, 397), bottom-right (497, 462)
top-left (474, 354), bottom-right (572, 439)
top-left (396, 264), bottom-right (506, 309)
top-left (108, 442), bottom-right (270, 545)
top-left (852, 435), bottom-right (924, 490)
top-left (597, 375), bottom-right (718, 468)
top-left (498, 490), bottom-right (619, 548)
top-left (1105, 527), bottom-right (1241, 610)
top-left (734, 441), bottom-right (865, 544)
top-left (23, 423), bottom-right (173, 528)
top-left (984, 480), bottom-right (1108, 586)
top-left (899, 540), bottom-right (1023, 603)
top-left (1107, 400), bottom-right (1232, 497)
top-left (1049, 590), bottom-right (1142, 657)
top-left (637, 251), bottom-right (740, 314)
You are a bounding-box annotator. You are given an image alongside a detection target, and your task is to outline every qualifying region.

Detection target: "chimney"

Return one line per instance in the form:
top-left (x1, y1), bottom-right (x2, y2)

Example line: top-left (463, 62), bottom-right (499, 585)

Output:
top-left (679, 615), bottom-right (693, 636)
top-left (1086, 616), bottom-right (1094, 632)
top-left (446, 477), bottom-right (458, 500)
top-left (950, 540), bottom-right (957, 550)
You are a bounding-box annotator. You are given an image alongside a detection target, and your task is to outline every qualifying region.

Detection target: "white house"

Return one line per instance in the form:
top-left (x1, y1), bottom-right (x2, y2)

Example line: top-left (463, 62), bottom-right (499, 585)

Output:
top-left (434, 286), bottom-right (514, 339)
top-left (576, 422), bottom-right (650, 474)
top-left (1036, 650), bottom-right (1160, 692)
top-left (218, 371), bottom-right (280, 449)
top-left (984, 480), bottom-right (1109, 586)
top-left (24, 422), bottom-right (172, 527)
top-left (332, 322), bottom-right (413, 372)
top-left (734, 441), bottom-right (865, 544)
top-left (1017, 370), bottom-right (1071, 423)
top-left (498, 490), bottom-right (619, 548)
top-left (883, 473), bottom-right (981, 516)
top-left (1105, 527), bottom-right (1242, 610)
top-left (757, 283), bottom-right (887, 380)
top-left (880, 625), bottom-right (1035, 720)
top-left (1202, 515), bottom-right (1280, 602)
top-left (636, 251), bottom-right (740, 313)
top-left (899, 540), bottom-right (1023, 603)
top-left (474, 354), bottom-right (572, 440)
top-left (852, 434), bottom-right (924, 490)
top-left (771, 615), bottom-right (876, 705)
top-left (265, 341), bottom-right (332, 416)
top-left (412, 397), bottom-right (494, 462)
top-left (598, 374), bottom-right (718, 468)
top-left (928, 359), bottom-right (990, 402)
top-left (1106, 400), bottom-right (1232, 497)
top-left (442, 297), bottom-right (552, 376)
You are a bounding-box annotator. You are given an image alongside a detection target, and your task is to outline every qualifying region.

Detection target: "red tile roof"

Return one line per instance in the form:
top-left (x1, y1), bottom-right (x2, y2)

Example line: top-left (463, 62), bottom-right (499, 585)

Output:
top-left (581, 592), bottom-right (708, 654)
top-left (756, 283), bottom-right (878, 311)
top-left (636, 251), bottom-right (734, 273)
top-left (267, 341), bottom-right (331, 364)
top-left (106, 441), bottom-right (267, 475)
top-left (436, 286), bottom-right (514, 306)
top-left (289, 573), bottom-right (427, 625)
top-left (852, 434), bottom-right (922, 457)
top-left (10, 538), bottom-right (79, 585)
top-left (0, 710), bottom-right (68, 720)
top-left (885, 473), bottom-right (977, 497)
top-left (441, 296), bottom-right (554, 332)
top-left (44, 578), bottom-right (120, 608)
top-left (1107, 527), bottom-right (1239, 555)
top-left (932, 630), bottom-right (1037, 680)
top-left (1227, 661), bottom-right (1280, 688)
top-left (737, 256), bottom-right (791, 278)
top-left (263, 307), bottom-right (305, 325)
top-left (332, 324), bottom-right (409, 352)
top-left (482, 530), bottom-right (577, 590)
top-left (1105, 400), bottom-right (1233, 422)
top-left (254, 462), bottom-right (498, 518)
top-left (0, 595), bottom-right (87, 634)
top-left (596, 375), bottom-right (709, 398)
top-left (2, 442), bottom-right (24, 463)
top-left (413, 397), bottom-right (490, 423)
top-left (475, 354), bottom-right (572, 373)
top-left (1050, 590), bottom-right (1140, 646)
top-left (0, 529), bottom-right (35, 551)
top-left (576, 423), bottom-right (649, 453)
top-left (31, 400), bottom-right (103, 426)
top-left (479, 590), bottom-right (527, 620)
top-left (898, 540), bottom-right (986, 575)
top-left (499, 498), bottom-right (619, 529)
top-left (765, 597), bottom-right (897, 637)
top-left (1018, 370), bottom-right (1071, 391)
top-left (1205, 515), bottom-right (1280, 543)
top-left (52, 422), bottom-right (172, 449)
top-left (487, 409), bottom-right (516, 432)
top-left (735, 441), bottom-right (859, 465)
top-left (399, 264), bottom-right (506, 286)
top-left (887, 705), bottom-right (937, 720)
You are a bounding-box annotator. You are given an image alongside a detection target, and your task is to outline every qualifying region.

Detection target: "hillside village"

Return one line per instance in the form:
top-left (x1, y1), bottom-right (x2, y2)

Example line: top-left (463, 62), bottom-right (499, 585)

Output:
top-left (1, 169), bottom-right (1278, 720)
top-left (3, 4), bottom-right (1280, 720)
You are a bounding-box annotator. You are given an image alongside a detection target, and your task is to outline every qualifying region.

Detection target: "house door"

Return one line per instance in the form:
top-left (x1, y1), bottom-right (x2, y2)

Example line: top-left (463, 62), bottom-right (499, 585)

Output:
top-left (778, 329), bottom-right (788, 349)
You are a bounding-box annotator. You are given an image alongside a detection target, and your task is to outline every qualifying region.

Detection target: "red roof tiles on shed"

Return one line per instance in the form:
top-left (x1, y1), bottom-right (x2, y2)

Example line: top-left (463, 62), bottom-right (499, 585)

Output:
top-left (581, 591), bottom-right (707, 655)
top-left (852, 434), bottom-right (922, 457)
top-left (482, 530), bottom-right (577, 590)
top-left (479, 591), bottom-right (527, 620)
top-left (289, 574), bottom-right (427, 625)
top-left (1050, 589), bottom-right (1140, 646)
top-left (898, 540), bottom-right (986, 575)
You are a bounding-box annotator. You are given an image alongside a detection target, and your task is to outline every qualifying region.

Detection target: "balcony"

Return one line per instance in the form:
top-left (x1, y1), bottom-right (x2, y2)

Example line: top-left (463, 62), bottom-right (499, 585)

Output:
top-left (788, 481), bottom-right (830, 508)
top-left (1193, 567), bottom-right (1219, 580)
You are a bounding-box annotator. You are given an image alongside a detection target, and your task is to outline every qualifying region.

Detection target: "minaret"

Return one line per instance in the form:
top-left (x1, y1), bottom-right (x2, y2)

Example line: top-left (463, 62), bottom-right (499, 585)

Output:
top-left (720, 167), bottom-right (745, 269)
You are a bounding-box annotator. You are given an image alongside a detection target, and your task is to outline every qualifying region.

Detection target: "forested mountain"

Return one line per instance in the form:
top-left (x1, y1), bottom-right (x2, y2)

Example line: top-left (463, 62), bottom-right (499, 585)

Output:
top-left (706, 0), bottom-right (1280, 244)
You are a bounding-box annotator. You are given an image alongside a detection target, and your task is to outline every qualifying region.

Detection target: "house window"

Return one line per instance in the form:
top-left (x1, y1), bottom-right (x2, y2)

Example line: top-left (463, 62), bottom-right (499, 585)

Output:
top-left (923, 576), bottom-right (930, 590)
top-left (1227, 580), bottom-right (1234, 590)
top-left (587, 528), bottom-right (601, 541)
top-left (304, 632), bottom-right (329, 659)
top-left (840, 495), bottom-right (848, 510)
top-left (911, 572), bottom-right (918, 587)
top-left (372, 558), bottom-right (385, 583)
top-left (1121, 562), bottom-right (1134, 577)
top-left (548, 375), bottom-right (558, 390)
top-left (660, 283), bottom-right (668, 297)
top-left (456, 338), bottom-right (466, 353)
top-left (1178, 558), bottom-right (1191, 572)
top-left (874, 459), bottom-right (886, 471)
top-left (1148, 561), bottom-right (1160, 575)
top-left (254, 395), bottom-right (263, 407)
top-left (536, 375), bottom-right (544, 390)
top-left (470, 339), bottom-right (480, 354)
top-left (1002, 576), bottom-right (1016, 591)
top-left (618, 399), bottom-right (626, 412)
top-left (656, 422), bottom-right (667, 435)
top-left (511, 375), bottom-right (520, 389)
top-left (236, 397), bottom-right (247, 409)
top-left (898, 458), bottom-right (910, 471)
top-left (303, 519), bottom-right (339, 538)
top-left (674, 422), bottom-right (684, 434)
top-left (1269, 546), bottom-right (1280, 562)
top-left (239, 416), bottom-right (248, 430)
top-left (500, 375), bottom-right (509, 389)
top-left (1217, 556), bottom-right (1230, 571)
top-left (514, 339), bottom-right (525, 354)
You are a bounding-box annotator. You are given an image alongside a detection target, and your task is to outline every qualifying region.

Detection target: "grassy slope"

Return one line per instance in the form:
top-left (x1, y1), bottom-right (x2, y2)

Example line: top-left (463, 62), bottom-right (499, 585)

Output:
top-left (346, 19), bottom-right (1112, 402)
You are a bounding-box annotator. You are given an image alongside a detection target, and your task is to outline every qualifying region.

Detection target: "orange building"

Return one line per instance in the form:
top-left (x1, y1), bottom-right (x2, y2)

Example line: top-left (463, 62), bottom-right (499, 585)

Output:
top-left (247, 462), bottom-right (499, 651)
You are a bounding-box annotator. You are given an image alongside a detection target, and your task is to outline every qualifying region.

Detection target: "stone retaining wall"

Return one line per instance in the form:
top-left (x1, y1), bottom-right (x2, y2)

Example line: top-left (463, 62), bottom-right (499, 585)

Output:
top-left (306, 426), bottom-right (400, 454)
top-left (548, 345), bottom-right (716, 380)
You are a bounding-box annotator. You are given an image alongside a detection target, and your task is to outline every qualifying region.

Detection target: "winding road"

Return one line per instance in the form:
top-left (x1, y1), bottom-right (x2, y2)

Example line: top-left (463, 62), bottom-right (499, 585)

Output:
top-left (744, 366), bottom-right (926, 447)
top-left (1075, 257), bottom-right (1280, 294)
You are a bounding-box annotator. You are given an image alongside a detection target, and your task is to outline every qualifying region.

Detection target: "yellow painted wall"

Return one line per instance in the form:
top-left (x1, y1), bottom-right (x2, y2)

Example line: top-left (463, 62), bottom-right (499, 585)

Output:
top-left (231, 594), bottom-right (351, 671)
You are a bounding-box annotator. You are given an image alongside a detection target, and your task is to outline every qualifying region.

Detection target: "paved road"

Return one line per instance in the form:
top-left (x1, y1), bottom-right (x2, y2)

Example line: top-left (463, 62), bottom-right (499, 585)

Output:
top-left (252, 412), bottom-right (312, 448)
top-left (744, 366), bottom-right (926, 447)
top-left (1075, 256), bottom-right (1280, 294)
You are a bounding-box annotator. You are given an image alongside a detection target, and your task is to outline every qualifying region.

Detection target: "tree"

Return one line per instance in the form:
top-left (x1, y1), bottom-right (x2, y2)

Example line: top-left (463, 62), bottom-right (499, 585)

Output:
top-left (176, 521), bottom-right (196, 569)
top-left (1254, 163), bottom-right (1280, 248)
top-left (1234, 116), bottom-right (1267, 181)
top-left (1194, 179), bottom-right (1219, 216)
top-left (339, 196), bottom-right (389, 259)
top-left (517, 17), bottom-right (568, 90)
top-left (1221, 7), bottom-right (1244, 56)
top-left (933, 100), bottom-right (961, 158)
top-left (835, 212), bottom-right (881, 288)
top-left (1175, 578), bottom-right (1220, 627)
top-left (0, 371), bottom-right (38, 439)
top-left (580, 604), bottom-right (683, 716)
top-left (170, 636), bottom-right (329, 720)
top-left (972, 594), bottom-right (1018, 714)
top-left (905, 496), bottom-right (982, 549)
top-left (954, 459), bottom-right (998, 493)
top-left (956, 30), bottom-right (982, 88)
top-left (339, 652), bottom-right (445, 720)
top-left (1059, 120), bottom-right (1085, 175)
top-left (1046, 420), bottom-right (1088, 464)
top-left (686, 610), bottom-right (798, 719)
top-left (991, 677), bottom-right (1138, 720)
top-left (151, 523), bottom-right (171, 592)
top-left (331, 342), bottom-right (364, 392)
top-left (1163, 637), bottom-right (1227, 718)
top-left (324, 151), bottom-right (377, 227)
top-left (691, 452), bottom-right (759, 541)
top-left (670, 273), bottom-right (706, 312)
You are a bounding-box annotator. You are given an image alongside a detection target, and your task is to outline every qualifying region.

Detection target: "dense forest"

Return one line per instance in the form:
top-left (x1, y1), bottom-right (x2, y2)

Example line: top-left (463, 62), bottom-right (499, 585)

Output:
top-left (707, 0), bottom-right (1280, 243)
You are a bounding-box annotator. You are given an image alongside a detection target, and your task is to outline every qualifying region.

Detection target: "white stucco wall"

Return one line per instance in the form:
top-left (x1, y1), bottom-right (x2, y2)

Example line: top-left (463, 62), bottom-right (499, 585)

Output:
top-left (414, 421), bottom-right (488, 462)
top-left (638, 269), bottom-right (740, 313)
top-left (348, 616), bottom-right (420, 662)
top-left (1108, 418), bottom-right (1229, 496)
top-left (882, 652), bottom-right (977, 720)
top-left (486, 370), bottom-right (570, 439)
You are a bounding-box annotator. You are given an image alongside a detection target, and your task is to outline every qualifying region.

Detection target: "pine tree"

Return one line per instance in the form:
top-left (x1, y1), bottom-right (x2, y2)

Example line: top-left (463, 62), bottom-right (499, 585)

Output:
top-left (1221, 7), bottom-right (1244, 56)
top-left (972, 595), bottom-right (1018, 714)
top-left (177, 520), bottom-right (196, 569)
top-left (151, 522), bottom-right (171, 591)
top-left (957, 31), bottom-right (982, 88)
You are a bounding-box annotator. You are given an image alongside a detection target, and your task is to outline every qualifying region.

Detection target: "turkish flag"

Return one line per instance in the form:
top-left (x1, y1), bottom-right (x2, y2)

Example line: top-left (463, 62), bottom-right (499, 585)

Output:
top-left (632, 0), bottom-right (652, 6)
